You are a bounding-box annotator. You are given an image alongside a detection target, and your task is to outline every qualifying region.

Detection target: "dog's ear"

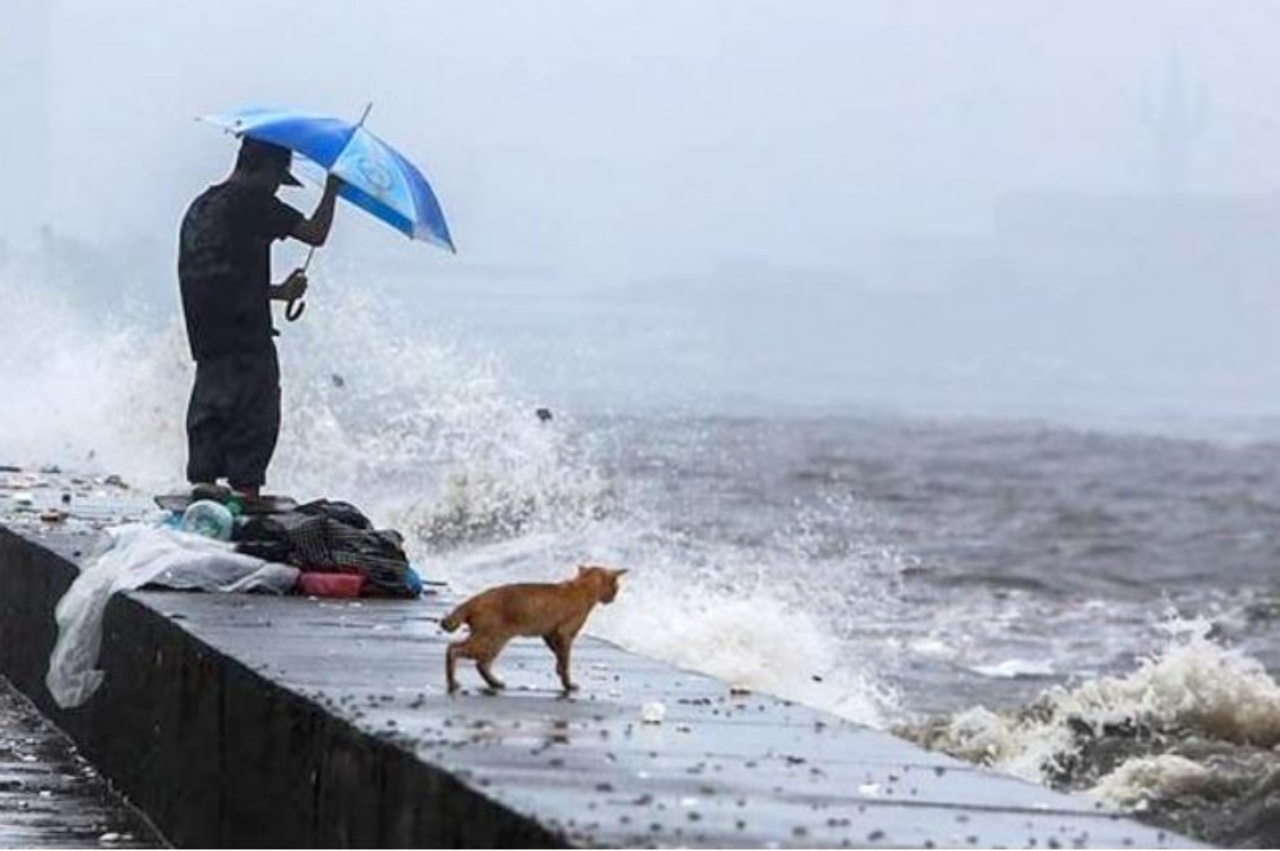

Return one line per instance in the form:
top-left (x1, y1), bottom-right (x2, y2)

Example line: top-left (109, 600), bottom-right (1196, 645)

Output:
top-left (612, 568), bottom-right (629, 578)
top-left (578, 565), bottom-right (589, 576)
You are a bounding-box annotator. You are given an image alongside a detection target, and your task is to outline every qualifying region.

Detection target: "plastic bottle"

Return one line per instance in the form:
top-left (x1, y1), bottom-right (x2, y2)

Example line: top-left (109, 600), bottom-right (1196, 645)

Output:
top-left (181, 500), bottom-right (235, 541)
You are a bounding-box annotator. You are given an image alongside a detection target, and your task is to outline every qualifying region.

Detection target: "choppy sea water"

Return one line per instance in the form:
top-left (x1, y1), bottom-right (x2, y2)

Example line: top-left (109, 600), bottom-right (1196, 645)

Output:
top-left (4, 261), bottom-right (1280, 847)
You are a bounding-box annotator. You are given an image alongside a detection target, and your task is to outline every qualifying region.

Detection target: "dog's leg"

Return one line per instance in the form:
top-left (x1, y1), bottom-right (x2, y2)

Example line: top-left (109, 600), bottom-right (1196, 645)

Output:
top-left (547, 630), bottom-right (577, 692)
top-left (476, 660), bottom-right (505, 690)
top-left (445, 641), bottom-right (466, 693)
top-left (474, 636), bottom-right (508, 690)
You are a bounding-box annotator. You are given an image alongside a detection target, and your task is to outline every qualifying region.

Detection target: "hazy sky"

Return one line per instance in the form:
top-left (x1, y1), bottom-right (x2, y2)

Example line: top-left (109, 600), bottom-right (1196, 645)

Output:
top-left (8, 1), bottom-right (1280, 418)
top-left (10, 1), bottom-right (1278, 270)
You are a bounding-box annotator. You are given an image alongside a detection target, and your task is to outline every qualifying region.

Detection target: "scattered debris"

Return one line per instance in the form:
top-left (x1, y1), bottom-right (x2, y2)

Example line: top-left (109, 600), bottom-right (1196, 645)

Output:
top-left (640, 702), bottom-right (666, 724)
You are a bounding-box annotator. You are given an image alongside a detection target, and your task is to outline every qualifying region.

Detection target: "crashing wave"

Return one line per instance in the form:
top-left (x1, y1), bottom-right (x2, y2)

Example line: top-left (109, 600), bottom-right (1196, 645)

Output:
top-left (898, 615), bottom-right (1280, 846)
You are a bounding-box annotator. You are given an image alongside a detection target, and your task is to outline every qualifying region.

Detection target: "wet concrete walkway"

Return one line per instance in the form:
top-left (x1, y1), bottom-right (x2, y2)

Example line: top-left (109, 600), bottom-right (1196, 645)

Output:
top-left (146, 591), bottom-right (1198, 848)
top-left (0, 676), bottom-right (161, 848)
top-left (0, 469), bottom-right (1201, 847)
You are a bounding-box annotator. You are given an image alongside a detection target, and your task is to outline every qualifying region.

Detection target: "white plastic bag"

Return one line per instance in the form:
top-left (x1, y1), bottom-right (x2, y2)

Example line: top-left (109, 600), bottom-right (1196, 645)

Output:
top-left (46, 523), bottom-right (299, 708)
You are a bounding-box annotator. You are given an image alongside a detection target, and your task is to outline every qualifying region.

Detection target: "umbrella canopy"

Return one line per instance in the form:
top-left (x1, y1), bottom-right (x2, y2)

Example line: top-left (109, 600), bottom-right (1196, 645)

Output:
top-left (201, 105), bottom-right (455, 253)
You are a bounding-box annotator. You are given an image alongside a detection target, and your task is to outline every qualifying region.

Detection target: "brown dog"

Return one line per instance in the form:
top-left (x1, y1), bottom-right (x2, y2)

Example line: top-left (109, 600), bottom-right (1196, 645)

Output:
top-left (441, 565), bottom-right (627, 694)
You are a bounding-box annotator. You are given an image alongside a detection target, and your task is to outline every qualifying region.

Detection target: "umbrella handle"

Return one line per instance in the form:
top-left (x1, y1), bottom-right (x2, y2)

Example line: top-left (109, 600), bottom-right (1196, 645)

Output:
top-left (284, 247), bottom-right (317, 322)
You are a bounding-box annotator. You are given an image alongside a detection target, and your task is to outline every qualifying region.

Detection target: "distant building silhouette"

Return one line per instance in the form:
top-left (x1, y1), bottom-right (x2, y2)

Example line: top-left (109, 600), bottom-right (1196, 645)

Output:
top-left (1141, 47), bottom-right (1207, 197)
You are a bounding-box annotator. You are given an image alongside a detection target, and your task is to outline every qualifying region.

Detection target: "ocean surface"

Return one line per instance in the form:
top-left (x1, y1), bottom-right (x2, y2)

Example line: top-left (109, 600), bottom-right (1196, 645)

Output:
top-left (5, 260), bottom-right (1280, 847)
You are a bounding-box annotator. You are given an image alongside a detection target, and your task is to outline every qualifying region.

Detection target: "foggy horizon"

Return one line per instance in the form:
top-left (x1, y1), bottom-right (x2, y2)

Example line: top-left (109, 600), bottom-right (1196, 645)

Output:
top-left (5, 0), bottom-right (1280, 426)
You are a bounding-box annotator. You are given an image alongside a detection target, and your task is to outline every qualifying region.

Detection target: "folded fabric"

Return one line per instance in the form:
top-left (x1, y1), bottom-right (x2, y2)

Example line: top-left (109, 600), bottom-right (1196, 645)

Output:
top-left (236, 499), bottom-right (419, 597)
top-left (297, 572), bottom-right (364, 598)
top-left (46, 523), bottom-right (299, 709)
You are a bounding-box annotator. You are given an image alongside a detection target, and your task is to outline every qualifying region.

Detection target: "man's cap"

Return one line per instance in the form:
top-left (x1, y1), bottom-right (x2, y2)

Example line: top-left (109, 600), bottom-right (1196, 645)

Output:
top-left (236, 136), bottom-right (302, 186)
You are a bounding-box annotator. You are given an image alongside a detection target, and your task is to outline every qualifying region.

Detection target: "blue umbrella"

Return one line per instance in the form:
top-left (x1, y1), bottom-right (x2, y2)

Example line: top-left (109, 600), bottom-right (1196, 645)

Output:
top-left (201, 105), bottom-right (455, 253)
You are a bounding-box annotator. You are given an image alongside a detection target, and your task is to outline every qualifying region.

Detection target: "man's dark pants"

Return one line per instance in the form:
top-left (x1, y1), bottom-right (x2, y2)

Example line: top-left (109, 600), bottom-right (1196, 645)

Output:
top-left (185, 347), bottom-right (281, 491)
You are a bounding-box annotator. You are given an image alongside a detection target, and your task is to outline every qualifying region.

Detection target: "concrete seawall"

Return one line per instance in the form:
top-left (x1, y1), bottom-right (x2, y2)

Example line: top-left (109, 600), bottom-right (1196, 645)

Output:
top-left (0, 524), bottom-right (563, 848)
top-left (0, 488), bottom-right (1200, 848)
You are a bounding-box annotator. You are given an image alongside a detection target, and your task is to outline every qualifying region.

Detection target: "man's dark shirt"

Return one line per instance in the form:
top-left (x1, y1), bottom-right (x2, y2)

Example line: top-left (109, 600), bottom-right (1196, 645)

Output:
top-left (178, 182), bottom-right (304, 362)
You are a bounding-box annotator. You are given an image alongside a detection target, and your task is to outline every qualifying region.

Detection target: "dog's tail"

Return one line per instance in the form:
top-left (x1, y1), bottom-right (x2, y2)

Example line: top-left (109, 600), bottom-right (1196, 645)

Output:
top-left (441, 602), bottom-right (470, 633)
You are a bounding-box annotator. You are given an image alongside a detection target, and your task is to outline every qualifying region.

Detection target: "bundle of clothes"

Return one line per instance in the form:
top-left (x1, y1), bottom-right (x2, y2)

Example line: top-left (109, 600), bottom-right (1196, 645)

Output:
top-left (234, 499), bottom-right (422, 599)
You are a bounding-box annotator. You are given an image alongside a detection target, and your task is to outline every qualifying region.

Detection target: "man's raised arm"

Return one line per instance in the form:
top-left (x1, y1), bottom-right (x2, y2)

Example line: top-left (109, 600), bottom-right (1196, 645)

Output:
top-left (292, 174), bottom-right (342, 247)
